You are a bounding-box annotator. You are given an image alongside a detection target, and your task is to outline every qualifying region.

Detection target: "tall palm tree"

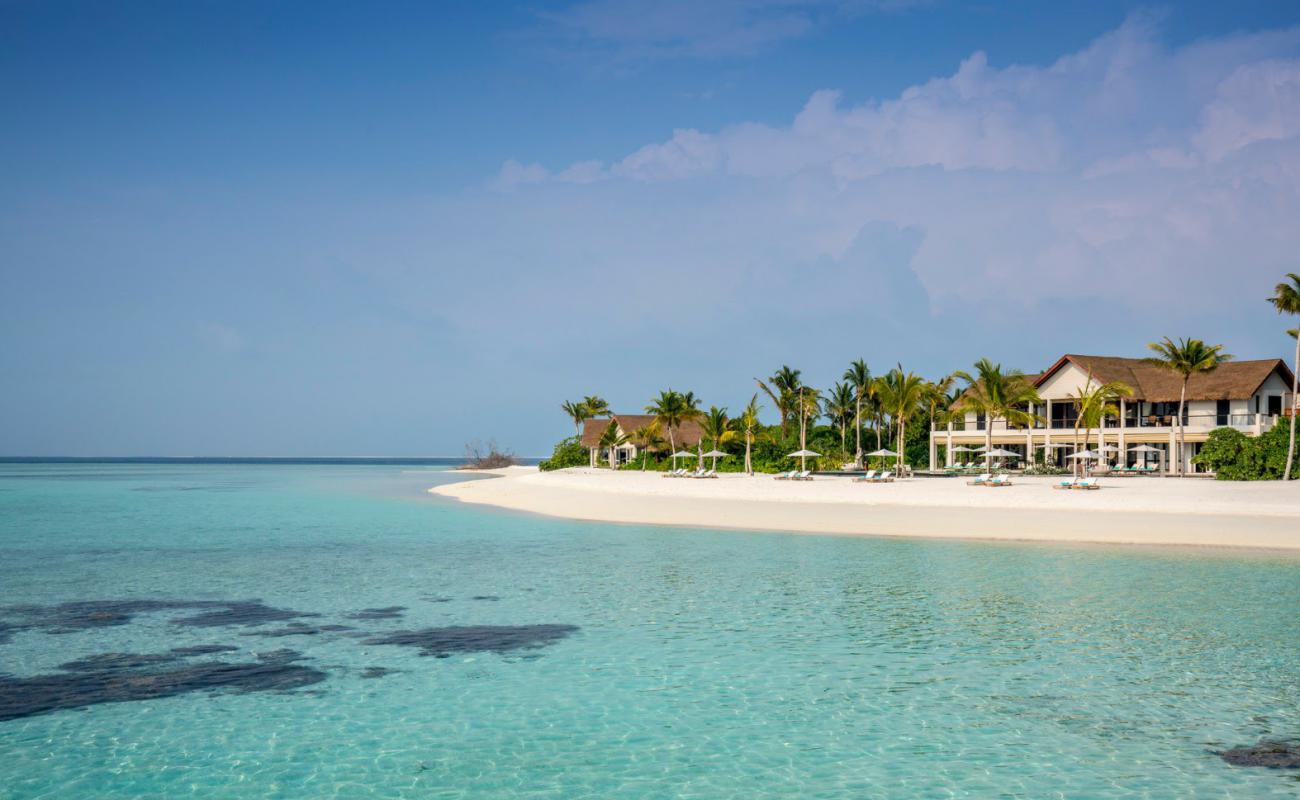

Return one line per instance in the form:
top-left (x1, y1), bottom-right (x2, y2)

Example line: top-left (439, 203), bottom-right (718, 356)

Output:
top-left (645, 390), bottom-right (687, 457)
top-left (597, 419), bottom-right (628, 469)
top-left (755, 366), bottom-right (802, 437)
top-left (920, 375), bottom-right (956, 470)
top-left (843, 359), bottom-right (871, 466)
top-left (735, 395), bottom-right (762, 475)
top-left (866, 376), bottom-right (887, 451)
top-left (876, 367), bottom-right (928, 473)
top-left (791, 385), bottom-right (822, 469)
top-left (699, 406), bottom-right (734, 471)
top-left (1065, 372), bottom-right (1133, 476)
top-left (954, 359), bottom-right (1042, 470)
top-left (629, 421), bottom-right (665, 471)
top-left (583, 395), bottom-right (610, 418)
top-left (824, 382), bottom-right (856, 457)
top-left (1268, 274), bottom-right (1300, 480)
top-left (561, 400), bottom-right (590, 437)
top-left (1146, 337), bottom-right (1232, 477)
top-left (679, 391), bottom-right (706, 468)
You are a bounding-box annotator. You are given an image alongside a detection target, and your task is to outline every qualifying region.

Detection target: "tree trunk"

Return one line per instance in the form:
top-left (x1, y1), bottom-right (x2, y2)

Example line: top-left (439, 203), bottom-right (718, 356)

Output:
top-left (745, 435), bottom-right (752, 475)
top-left (1073, 416), bottom-right (1082, 478)
top-left (854, 398), bottom-right (862, 467)
top-left (1177, 380), bottom-right (1187, 477)
top-left (1286, 335), bottom-right (1298, 481)
top-left (985, 416), bottom-right (993, 471)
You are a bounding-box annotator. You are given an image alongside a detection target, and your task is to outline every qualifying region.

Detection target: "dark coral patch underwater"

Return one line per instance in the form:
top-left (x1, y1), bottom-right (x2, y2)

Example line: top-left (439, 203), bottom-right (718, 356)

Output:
top-left (362, 624), bottom-right (578, 658)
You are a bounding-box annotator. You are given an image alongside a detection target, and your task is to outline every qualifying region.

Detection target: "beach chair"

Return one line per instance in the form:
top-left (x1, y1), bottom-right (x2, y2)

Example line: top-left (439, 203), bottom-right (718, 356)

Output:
top-left (854, 470), bottom-right (878, 483)
top-left (793, 470), bottom-right (813, 481)
top-left (967, 473), bottom-right (992, 486)
top-left (661, 468), bottom-right (682, 478)
top-left (1074, 477), bottom-right (1101, 490)
top-left (699, 469), bottom-right (718, 479)
top-left (773, 471), bottom-right (792, 480)
top-left (873, 471), bottom-right (894, 483)
top-left (986, 473), bottom-right (1012, 487)
top-left (1052, 477), bottom-right (1078, 490)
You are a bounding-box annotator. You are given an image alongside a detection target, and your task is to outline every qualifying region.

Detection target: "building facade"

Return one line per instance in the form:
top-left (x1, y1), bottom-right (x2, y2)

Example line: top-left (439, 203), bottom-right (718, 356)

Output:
top-left (580, 415), bottom-right (704, 468)
top-left (933, 354), bottom-right (1296, 474)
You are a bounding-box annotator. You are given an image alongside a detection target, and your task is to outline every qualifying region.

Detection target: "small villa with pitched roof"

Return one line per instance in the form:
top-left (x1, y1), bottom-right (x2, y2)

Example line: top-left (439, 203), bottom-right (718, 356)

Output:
top-left (934, 354), bottom-right (1295, 474)
top-left (581, 415), bottom-right (705, 468)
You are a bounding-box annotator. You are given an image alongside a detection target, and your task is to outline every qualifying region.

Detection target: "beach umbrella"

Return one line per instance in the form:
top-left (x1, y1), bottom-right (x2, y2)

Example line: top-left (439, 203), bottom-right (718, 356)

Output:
top-left (984, 448), bottom-right (1020, 459)
top-left (1066, 450), bottom-right (1099, 459)
top-left (865, 448), bottom-right (898, 469)
top-left (670, 449), bottom-right (694, 470)
top-left (702, 449), bottom-right (728, 471)
top-left (1128, 444), bottom-right (1164, 474)
top-left (787, 449), bottom-right (820, 471)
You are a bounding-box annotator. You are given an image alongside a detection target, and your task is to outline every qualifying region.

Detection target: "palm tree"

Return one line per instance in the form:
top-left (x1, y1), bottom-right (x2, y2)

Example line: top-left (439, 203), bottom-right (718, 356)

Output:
top-left (699, 406), bottom-right (734, 471)
top-left (954, 359), bottom-right (1042, 470)
top-left (876, 367), bottom-right (928, 473)
top-left (755, 366), bottom-right (802, 437)
top-left (735, 395), bottom-right (762, 475)
top-left (791, 385), bottom-right (821, 469)
top-left (583, 395), bottom-right (610, 418)
top-left (824, 382), bottom-right (856, 457)
top-left (1065, 372), bottom-right (1133, 476)
top-left (1146, 337), bottom-right (1232, 476)
top-left (843, 359), bottom-right (871, 466)
top-left (597, 419), bottom-right (628, 469)
top-left (645, 390), bottom-right (687, 457)
top-left (680, 391), bottom-right (705, 468)
top-left (866, 376), bottom-right (887, 451)
top-left (561, 400), bottom-right (590, 437)
top-left (920, 375), bottom-right (956, 470)
top-left (629, 421), bottom-right (665, 470)
top-left (1268, 274), bottom-right (1300, 480)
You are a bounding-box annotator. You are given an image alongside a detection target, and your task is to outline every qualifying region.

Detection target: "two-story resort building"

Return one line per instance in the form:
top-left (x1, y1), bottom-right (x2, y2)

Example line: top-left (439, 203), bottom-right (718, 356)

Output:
top-left (934, 354), bottom-right (1295, 474)
top-left (581, 415), bottom-right (704, 468)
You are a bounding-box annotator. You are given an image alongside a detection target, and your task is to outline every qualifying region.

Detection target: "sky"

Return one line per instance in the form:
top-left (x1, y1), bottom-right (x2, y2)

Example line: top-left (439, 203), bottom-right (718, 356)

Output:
top-left (3, 1), bottom-right (1300, 457)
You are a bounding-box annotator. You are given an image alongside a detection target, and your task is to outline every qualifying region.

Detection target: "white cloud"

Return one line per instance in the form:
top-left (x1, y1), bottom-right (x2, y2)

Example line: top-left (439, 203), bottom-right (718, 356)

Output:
top-left (439, 15), bottom-right (1300, 380)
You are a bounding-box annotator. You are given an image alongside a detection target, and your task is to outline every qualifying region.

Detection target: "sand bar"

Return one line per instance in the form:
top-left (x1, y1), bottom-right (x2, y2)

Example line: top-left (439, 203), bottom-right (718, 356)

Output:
top-left (432, 467), bottom-right (1300, 550)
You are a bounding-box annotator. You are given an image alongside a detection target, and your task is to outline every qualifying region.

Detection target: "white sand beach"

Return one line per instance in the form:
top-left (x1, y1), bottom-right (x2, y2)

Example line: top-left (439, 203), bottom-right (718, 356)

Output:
top-left (432, 468), bottom-right (1300, 550)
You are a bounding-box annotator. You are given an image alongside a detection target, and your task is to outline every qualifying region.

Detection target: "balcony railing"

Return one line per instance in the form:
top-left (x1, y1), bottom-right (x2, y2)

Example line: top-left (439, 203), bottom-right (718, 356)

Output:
top-left (941, 412), bottom-right (1277, 433)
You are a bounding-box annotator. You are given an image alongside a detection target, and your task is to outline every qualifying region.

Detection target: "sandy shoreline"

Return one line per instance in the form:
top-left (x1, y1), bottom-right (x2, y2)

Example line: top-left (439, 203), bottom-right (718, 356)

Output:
top-left (431, 467), bottom-right (1300, 550)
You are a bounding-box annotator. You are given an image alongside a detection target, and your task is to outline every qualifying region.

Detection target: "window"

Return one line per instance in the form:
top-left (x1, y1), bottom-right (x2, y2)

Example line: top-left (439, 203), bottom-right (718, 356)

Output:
top-left (1216, 400), bottom-right (1229, 426)
top-left (1268, 395), bottom-right (1283, 416)
top-left (976, 413), bottom-right (986, 431)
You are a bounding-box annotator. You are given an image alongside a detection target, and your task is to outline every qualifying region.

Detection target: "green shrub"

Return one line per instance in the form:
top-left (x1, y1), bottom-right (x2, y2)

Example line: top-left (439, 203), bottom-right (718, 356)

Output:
top-left (1194, 422), bottom-right (1297, 480)
top-left (538, 437), bottom-right (589, 471)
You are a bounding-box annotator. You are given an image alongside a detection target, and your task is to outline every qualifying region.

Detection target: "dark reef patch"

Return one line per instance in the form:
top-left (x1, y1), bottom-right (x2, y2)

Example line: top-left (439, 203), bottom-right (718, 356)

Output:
top-left (470, 596), bottom-right (501, 602)
top-left (242, 622), bottom-right (355, 638)
top-left (0, 600), bottom-right (316, 637)
top-left (360, 667), bottom-right (393, 679)
top-left (170, 602), bottom-right (318, 628)
top-left (362, 624), bottom-right (578, 658)
top-left (58, 652), bottom-right (181, 672)
top-left (0, 650), bottom-right (325, 722)
top-left (1221, 742), bottom-right (1300, 768)
top-left (348, 607), bottom-right (406, 620)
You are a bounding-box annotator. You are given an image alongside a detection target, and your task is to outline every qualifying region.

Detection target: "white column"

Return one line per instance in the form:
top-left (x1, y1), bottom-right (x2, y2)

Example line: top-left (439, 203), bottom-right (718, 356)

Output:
top-left (1118, 399), bottom-right (1127, 464)
top-left (1044, 399), bottom-right (1052, 467)
top-left (946, 423), bottom-right (954, 467)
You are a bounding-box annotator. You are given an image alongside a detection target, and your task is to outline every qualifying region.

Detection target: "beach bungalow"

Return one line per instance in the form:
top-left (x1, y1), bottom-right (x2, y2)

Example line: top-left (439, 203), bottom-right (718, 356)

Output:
top-left (934, 354), bottom-right (1295, 475)
top-left (581, 415), bottom-right (705, 468)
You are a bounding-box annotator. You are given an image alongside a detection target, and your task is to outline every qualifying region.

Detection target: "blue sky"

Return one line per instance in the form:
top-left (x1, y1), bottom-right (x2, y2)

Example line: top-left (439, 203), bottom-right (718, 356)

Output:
top-left (3, 1), bottom-right (1300, 456)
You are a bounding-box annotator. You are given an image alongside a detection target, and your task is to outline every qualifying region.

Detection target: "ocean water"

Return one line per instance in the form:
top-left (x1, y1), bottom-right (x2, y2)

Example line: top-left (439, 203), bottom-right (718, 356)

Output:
top-left (1, 464), bottom-right (1298, 799)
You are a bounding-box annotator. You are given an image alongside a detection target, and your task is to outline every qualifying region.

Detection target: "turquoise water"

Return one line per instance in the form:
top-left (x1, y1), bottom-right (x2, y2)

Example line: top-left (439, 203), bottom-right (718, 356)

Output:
top-left (1, 464), bottom-right (1298, 798)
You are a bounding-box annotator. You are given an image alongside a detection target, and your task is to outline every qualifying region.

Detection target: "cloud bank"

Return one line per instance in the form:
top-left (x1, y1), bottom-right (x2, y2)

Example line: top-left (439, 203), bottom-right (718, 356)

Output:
top-left (484, 15), bottom-right (1300, 343)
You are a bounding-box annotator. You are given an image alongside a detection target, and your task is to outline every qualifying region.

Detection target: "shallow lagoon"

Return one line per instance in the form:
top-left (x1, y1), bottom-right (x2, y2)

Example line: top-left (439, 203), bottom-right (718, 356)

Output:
top-left (1, 463), bottom-right (1298, 798)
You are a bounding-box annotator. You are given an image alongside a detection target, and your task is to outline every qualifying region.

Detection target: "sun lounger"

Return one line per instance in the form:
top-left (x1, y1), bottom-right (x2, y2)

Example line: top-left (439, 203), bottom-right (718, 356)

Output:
top-left (872, 471), bottom-right (894, 483)
top-left (985, 473), bottom-right (1012, 487)
top-left (1052, 477), bottom-right (1078, 490)
top-left (854, 470), bottom-right (878, 483)
top-left (773, 470), bottom-right (793, 480)
top-left (695, 469), bottom-right (717, 479)
top-left (1074, 477), bottom-right (1101, 490)
top-left (967, 473), bottom-right (991, 486)
top-left (661, 468), bottom-right (684, 478)
top-left (792, 470), bottom-right (813, 481)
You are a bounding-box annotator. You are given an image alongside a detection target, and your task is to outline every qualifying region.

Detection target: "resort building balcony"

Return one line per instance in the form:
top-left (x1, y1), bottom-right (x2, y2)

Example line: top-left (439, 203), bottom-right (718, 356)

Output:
top-left (933, 353), bottom-right (1296, 475)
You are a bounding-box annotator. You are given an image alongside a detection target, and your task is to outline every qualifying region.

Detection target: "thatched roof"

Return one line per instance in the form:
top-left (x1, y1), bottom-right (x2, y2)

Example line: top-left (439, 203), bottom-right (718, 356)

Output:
top-left (1036, 354), bottom-right (1293, 403)
top-left (580, 415), bottom-right (704, 448)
